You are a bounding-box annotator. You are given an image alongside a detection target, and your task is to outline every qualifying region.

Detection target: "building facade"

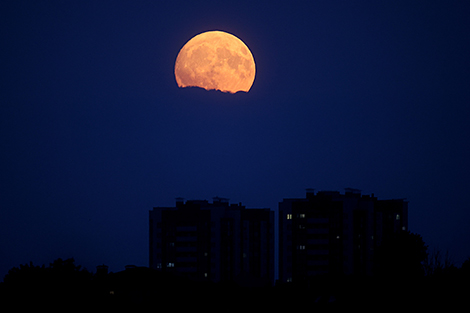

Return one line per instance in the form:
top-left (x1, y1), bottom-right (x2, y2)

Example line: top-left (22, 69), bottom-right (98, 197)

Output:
top-left (279, 188), bottom-right (408, 283)
top-left (149, 197), bottom-right (275, 286)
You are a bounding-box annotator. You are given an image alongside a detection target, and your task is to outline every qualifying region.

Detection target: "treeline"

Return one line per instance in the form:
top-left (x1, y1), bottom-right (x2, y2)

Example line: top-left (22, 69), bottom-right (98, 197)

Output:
top-left (0, 258), bottom-right (266, 309)
top-left (2, 232), bottom-right (470, 308)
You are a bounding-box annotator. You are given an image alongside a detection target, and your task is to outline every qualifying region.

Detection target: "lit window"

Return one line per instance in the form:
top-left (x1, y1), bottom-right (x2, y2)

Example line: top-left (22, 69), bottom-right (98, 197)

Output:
top-left (298, 245), bottom-right (306, 250)
top-left (287, 214), bottom-right (292, 220)
top-left (336, 235), bottom-right (340, 239)
top-left (396, 214), bottom-right (400, 220)
top-left (402, 226), bottom-right (406, 231)
top-left (167, 262), bottom-right (174, 267)
top-left (299, 213), bottom-right (306, 218)
top-left (204, 273), bottom-right (208, 277)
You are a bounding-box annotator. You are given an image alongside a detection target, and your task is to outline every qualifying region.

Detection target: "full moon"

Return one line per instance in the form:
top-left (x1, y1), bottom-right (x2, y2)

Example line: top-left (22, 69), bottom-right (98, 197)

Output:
top-left (174, 31), bottom-right (256, 94)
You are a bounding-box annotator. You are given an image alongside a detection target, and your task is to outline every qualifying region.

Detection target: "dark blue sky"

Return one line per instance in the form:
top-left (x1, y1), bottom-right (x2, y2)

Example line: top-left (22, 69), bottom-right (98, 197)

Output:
top-left (1, 1), bottom-right (469, 279)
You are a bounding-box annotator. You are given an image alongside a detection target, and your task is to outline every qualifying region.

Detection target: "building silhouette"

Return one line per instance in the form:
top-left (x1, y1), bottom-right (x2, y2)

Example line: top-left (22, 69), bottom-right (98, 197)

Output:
top-left (149, 197), bottom-right (274, 286)
top-left (279, 188), bottom-right (408, 283)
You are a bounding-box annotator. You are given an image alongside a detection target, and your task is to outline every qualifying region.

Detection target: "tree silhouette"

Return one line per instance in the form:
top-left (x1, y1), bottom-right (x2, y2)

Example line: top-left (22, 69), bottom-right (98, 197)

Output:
top-left (423, 248), bottom-right (458, 277)
top-left (2, 261), bottom-right (46, 288)
top-left (2, 258), bottom-right (93, 307)
top-left (461, 257), bottom-right (470, 277)
top-left (374, 231), bottom-right (428, 279)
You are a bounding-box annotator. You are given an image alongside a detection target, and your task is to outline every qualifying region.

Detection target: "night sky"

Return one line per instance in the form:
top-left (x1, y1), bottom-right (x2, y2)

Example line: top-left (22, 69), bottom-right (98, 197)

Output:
top-left (1, 1), bottom-right (469, 280)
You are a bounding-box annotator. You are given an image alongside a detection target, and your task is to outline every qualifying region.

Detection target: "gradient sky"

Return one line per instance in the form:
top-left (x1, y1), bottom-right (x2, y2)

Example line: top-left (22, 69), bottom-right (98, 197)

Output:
top-left (1, 1), bottom-right (469, 279)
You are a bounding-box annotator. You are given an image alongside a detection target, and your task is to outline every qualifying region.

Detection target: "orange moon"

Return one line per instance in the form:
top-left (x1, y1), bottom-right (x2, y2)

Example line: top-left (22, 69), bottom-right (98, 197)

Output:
top-left (174, 31), bottom-right (256, 93)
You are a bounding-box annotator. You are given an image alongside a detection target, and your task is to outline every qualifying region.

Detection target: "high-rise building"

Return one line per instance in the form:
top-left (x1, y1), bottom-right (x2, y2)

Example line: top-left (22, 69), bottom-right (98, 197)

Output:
top-left (278, 188), bottom-right (408, 283)
top-left (149, 197), bottom-right (275, 286)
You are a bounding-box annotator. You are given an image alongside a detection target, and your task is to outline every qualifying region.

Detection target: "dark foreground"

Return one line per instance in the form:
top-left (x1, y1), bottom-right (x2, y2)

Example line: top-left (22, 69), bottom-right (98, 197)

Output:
top-left (1, 265), bottom-right (468, 310)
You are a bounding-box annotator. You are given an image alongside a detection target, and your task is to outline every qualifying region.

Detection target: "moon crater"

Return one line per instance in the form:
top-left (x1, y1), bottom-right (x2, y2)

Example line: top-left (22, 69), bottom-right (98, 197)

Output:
top-left (174, 31), bottom-right (256, 94)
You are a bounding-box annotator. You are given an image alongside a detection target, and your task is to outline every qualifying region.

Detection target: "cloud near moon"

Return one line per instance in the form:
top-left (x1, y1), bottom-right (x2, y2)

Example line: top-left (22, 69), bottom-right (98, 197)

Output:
top-left (174, 31), bottom-right (256, 94)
